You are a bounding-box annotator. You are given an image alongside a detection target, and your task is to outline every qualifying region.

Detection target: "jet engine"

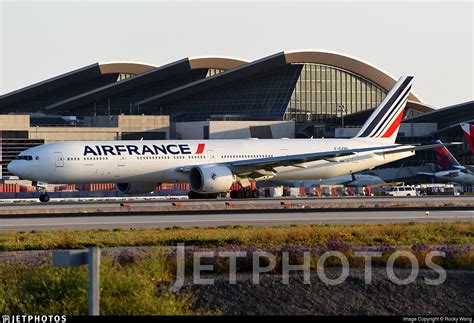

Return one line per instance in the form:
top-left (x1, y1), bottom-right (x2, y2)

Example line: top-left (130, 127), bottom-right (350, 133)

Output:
top-left (116, 182), bottom-right (159, 194)
top-left (189, 165), bottom-right (234, 193)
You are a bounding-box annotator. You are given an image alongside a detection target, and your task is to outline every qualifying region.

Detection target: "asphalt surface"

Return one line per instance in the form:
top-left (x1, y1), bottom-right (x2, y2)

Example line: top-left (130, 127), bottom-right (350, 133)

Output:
top-left (0, 195), bottom-right (471, 208)
top-left (0, 209), bottom-right (473, 231)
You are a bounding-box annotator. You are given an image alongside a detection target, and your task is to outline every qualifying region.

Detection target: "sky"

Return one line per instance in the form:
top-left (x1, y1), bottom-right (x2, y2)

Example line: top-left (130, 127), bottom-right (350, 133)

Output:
top-left (0, 0), bottom-right (472, 108)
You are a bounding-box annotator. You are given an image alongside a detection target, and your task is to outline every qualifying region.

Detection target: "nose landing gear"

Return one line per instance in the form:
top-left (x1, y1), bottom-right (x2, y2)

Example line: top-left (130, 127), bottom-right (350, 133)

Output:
top-left (35, 181), bottom-right (50, 203)
top-left (39, 193), bottom-right (50, 203)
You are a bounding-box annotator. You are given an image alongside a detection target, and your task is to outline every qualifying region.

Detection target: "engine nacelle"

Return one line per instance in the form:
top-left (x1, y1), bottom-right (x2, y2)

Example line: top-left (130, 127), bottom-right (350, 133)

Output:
top-left (189, 165), bottom-right (234, 193)
top-left (116, 182), bottom-right (159, 194)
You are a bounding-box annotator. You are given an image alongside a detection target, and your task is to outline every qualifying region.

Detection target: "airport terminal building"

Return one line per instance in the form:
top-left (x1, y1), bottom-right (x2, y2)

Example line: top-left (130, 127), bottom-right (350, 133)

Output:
top-left (0, 50), bottom-right (472, 184)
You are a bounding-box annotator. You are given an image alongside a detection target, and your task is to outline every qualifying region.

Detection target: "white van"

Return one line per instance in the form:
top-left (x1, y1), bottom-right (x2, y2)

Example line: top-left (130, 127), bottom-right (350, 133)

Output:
top-left (386, 186), bottom-right (418, 197)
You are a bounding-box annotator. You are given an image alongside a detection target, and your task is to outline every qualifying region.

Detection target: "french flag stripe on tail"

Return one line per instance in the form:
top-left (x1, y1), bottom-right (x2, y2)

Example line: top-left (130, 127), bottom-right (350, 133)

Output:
top-left (381, 106), bottom-right (406, 138)
top-left (356, 76), bottom-right (413, 139)
top-left (371, 86), bottom-right (410, 137)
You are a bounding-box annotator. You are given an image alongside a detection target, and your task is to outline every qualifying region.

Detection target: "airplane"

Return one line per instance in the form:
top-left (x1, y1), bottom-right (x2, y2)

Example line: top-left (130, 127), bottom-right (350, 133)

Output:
top-left (257, 173), bottom-right (385, 188)
top-left (8, 76), bottom-right (459, 202)
top-left (418, 140), bottom-right (474, 185)
top-left (461, 123), bottom-right (474, 154)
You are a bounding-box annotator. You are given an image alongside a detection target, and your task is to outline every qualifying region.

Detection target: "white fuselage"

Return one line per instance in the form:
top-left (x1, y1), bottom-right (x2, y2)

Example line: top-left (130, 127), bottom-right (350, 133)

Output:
top-left (8, 138), bottom-right (413, 185)
top-left (434, 171), bottom-right (474, 185)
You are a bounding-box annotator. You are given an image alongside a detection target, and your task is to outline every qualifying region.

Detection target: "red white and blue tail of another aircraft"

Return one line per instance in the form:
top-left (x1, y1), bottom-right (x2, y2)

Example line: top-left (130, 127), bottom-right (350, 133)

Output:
top-left (417, 140), bottom-right (474, 185)
top-left (461, 123), bottom-right (474, 154)
top-left (433, 140), bottom-right (465, 171)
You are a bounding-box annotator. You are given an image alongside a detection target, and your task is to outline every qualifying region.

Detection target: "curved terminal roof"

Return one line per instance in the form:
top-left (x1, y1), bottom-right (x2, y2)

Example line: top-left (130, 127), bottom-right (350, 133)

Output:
top-left (136, 52), bottom-right (288, 107)
top-left (0, 62), bottom-right (159, 110)
top-left (284, 50), bottom-right (422, 103)
top-left (137, 51), bottom-right (431, 113)
top-left (188, 56), bottom-right (248, 70)
top-left (45, 57), bottom-right (248, 111)
top-left (98, 61), bottom-right (158, 74)
top-left (1, 51), bottom-right (432, 114)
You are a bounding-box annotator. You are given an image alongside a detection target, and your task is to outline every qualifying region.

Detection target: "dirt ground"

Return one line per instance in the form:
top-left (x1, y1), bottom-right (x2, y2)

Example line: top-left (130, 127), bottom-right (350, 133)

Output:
top-left (180, 268), bottom-right (474, 315)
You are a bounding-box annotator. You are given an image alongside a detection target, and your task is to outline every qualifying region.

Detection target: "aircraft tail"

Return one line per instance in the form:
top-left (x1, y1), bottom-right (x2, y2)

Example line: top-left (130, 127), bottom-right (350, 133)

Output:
top-left (354, 76), bottom-right (413, 143)
top-left (461, 123), bottom-right (474, 154)
top-left (433, 140), bottom-right (463, 171)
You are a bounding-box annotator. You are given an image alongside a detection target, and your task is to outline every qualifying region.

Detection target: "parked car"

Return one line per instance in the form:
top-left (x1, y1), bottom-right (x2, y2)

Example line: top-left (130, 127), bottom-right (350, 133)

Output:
top-left (386, 186), bottom-right (418, 197)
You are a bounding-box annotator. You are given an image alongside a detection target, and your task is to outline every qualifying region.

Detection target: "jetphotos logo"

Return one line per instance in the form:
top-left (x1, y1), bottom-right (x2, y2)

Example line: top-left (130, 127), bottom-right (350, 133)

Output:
top-left (1, 315), bottom-right (66, 323)
top-left (171, 244), bottom-right (447, 291)
top-left (83, 143), bottom-right (206, 156)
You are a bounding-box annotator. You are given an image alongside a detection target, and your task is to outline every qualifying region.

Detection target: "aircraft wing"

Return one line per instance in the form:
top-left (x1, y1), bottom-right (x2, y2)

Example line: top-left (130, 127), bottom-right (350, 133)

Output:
top-left (230, 142), bottom-right (462, 171)
top-left (374, 142), bottom-right (462, 156)
top-left (177, 142), bottom-right (462, 179)
top-left (417, 172), bottom-right (436, 176)
top-left (437, 170), bottom-right (461, 177)
top-left (176, 145), bottom-right (397, 174)
top-left (229, 145), bottom-right (399, 171)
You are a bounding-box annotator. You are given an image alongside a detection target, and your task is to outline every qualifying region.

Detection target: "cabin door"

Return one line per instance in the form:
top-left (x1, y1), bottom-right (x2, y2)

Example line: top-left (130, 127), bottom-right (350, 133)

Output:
top-left (118, 155), bottom-right (126, 166)
top-left (54, 152), bottom-right (64, 167)
top-left (207, 150), bottom-right (215, 164)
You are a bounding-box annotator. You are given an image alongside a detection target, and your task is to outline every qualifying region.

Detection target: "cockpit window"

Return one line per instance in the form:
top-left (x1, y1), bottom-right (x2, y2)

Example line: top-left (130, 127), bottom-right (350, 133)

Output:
top-left (16, 155), bottom-right (33, 161)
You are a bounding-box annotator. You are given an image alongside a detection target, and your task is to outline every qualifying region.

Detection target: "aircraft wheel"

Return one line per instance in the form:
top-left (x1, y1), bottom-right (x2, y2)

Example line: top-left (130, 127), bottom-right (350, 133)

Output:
top-left (244, 189), bottom-right (252, 198)
top-left (237, 190), bottom-right (245, 199)
top-left (252, 189), bottom-right (260, 198)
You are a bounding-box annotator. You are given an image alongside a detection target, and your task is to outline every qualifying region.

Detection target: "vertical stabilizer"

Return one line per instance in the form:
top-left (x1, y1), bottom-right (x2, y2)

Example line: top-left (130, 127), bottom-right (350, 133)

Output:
top-left (354, 76), bottom-right (413, 143)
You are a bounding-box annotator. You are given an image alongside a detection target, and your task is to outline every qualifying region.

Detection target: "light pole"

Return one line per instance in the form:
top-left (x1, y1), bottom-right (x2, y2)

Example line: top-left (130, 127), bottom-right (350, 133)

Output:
top-left (338, 105), bottom-right (346, 128)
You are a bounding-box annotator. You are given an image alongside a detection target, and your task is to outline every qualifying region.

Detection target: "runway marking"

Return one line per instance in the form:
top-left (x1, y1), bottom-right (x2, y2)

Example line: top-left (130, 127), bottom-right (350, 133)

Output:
top-left (1, 215), bottom-right (473, 229)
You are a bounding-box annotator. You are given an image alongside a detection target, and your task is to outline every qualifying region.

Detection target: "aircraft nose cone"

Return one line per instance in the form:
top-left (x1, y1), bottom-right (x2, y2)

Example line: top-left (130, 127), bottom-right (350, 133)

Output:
top-left (7, 161), bottom-right (16, 175)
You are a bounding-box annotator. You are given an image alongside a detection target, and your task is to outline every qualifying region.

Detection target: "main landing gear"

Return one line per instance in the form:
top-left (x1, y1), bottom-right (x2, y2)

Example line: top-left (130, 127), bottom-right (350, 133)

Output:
top-left (187, 188), bottom-right (261, 199)
top-left (230, 188), bottom-right (260, 199)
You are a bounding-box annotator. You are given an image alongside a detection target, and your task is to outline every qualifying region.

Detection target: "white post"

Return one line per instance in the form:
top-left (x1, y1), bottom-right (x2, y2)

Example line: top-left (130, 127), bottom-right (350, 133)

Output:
top-left (88, 246), bottom-right (100, 316)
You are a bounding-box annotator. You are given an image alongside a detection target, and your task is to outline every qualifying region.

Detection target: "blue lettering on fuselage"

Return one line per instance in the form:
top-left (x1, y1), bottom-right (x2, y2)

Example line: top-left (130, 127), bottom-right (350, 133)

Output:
top-left (83, 144), bottom-right (194, 156)
top-left (84, 146), bottom-right (98, 156)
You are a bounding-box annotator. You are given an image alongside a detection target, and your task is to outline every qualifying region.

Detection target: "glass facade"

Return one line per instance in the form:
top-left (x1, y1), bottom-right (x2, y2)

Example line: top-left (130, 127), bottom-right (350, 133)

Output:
top-left (158, 64), bottom-right (302, 122)
top-left (74, 69), bottom-right (210, 116)
top-left (285, 63), bottom-right (387, 123)
top-left (117, 73), bottom-right (135, 81)
top-left (71, 69), bottom-right (227, 116)
top-left (7, 74), bottom-right (120, 113)
top-left (206, 68), bottom-right (224, 77)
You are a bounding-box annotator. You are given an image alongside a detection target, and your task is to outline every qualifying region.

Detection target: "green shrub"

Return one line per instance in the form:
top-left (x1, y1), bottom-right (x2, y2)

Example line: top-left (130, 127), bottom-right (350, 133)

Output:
top-left (0, 253), bottom-right (194, 315)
